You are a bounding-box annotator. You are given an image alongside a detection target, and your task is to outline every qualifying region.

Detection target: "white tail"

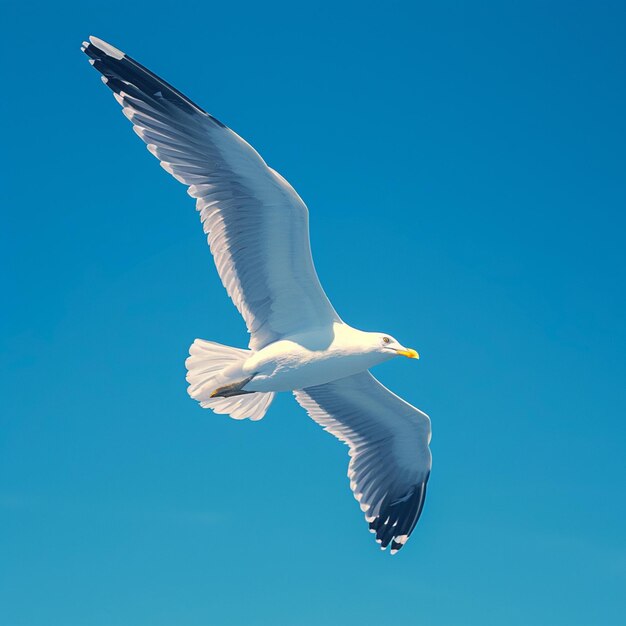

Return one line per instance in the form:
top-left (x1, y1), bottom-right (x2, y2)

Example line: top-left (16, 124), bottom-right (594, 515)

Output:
top-left (185, 339), bottom-right (274, 421)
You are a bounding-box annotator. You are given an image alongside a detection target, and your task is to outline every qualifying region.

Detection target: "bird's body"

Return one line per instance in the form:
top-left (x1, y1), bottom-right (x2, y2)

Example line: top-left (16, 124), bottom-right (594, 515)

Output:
top-left (82, 36), bottom-right (432, 554)
top-left (232, 324), bottom-right (396, 393)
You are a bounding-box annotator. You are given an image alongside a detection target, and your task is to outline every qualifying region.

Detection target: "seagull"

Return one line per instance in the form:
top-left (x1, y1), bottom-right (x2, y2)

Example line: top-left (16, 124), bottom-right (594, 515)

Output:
top-left (82, 36), bottom-right (432, 554)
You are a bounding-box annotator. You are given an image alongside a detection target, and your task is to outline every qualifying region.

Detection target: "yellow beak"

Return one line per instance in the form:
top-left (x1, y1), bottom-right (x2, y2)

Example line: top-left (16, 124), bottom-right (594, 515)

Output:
top-left (396, 348), bottom-right (419, 359)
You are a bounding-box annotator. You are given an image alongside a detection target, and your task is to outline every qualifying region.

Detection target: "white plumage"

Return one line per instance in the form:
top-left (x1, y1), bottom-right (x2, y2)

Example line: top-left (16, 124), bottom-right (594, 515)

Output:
top-left (82, 36), bottom-right (432, 553)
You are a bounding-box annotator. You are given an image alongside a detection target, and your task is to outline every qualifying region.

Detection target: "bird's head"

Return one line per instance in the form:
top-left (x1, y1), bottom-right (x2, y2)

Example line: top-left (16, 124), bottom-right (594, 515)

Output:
top-left (373, 333), bottom-right (419, 360)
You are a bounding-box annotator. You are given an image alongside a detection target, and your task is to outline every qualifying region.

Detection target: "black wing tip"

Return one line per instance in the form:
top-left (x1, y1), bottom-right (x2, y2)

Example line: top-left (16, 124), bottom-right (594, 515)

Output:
top-left (368, 480), bottom-right (429, 555)
top-left (80, 35), bottom-right (227, 128)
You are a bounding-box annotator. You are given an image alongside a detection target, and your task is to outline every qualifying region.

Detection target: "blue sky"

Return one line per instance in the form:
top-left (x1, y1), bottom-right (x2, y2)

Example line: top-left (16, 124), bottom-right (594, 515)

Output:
top-left (1, 0), bottom-right (625, 624)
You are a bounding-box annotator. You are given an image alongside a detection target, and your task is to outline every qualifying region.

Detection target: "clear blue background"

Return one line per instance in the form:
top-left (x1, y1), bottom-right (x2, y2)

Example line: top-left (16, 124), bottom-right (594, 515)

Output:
top-left (1, 1), bottom-right (625, 624)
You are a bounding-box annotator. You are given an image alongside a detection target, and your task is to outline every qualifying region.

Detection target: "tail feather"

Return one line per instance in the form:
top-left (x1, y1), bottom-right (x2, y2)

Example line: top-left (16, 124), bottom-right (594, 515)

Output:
top-left (185, 339), bottom-right (274, 421)
top-left (202, 392), bottom-right (275, 421)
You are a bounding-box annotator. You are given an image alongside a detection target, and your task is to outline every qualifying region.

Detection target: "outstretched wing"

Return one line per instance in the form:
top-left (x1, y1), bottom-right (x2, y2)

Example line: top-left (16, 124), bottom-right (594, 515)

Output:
top-left (82, 36), bottom-right (341, 350)
top-left (294, 371), bottom-right (431, 553)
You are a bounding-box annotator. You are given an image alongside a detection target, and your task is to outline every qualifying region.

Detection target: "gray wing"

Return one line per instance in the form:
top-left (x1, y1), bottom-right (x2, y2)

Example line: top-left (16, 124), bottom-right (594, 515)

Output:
top-left (294, 371), bottom-right (431, 553)
top-left (82, 36), bottom-right (341, 350)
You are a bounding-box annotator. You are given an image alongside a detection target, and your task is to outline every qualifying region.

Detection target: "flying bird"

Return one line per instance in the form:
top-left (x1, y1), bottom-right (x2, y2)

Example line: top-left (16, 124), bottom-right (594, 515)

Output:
top-left (82, 36), bottom-right (432, 554)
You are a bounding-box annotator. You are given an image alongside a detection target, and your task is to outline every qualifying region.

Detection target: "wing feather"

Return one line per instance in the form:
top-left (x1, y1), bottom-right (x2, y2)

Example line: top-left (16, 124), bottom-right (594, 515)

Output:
top-left (83, 36), bottom-right (341, 349)
top-left (294, 371), bottom-right (431, 553)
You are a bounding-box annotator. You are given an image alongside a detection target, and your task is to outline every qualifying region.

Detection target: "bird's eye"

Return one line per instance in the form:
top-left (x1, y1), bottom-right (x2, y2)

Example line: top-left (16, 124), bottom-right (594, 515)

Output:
top-left (383, 336), bottom-right (391, 344)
